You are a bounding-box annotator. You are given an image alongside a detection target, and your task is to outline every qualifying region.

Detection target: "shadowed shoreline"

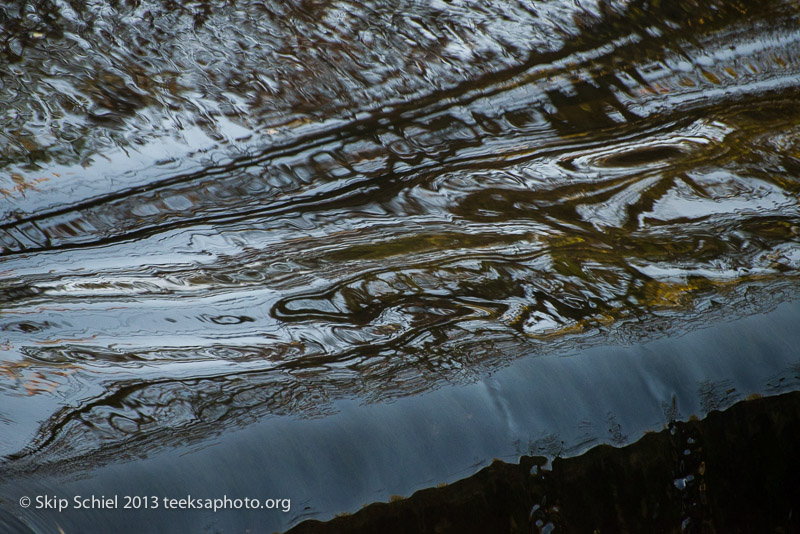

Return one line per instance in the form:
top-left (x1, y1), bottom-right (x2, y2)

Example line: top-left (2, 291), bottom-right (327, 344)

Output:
top-left (288, 390), bottom-right (800, 534)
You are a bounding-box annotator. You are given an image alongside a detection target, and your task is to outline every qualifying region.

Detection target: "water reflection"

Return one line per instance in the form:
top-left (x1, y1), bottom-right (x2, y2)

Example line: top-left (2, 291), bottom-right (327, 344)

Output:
top-left (1, 0), bottom-right (800, 503)
top-left (286, 391), bottom-right (800, 534)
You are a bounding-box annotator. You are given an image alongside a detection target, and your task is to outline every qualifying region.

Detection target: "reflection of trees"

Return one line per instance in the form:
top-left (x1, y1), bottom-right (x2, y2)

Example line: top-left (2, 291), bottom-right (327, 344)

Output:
top-left (3, 0), bottom-right (800, 252)
top-left (1, 0), bottom-right (793, 180)
top-left (2, 0), bottom-right (800, 478)
top-left (3, 277), bottom-right (799, 478)
top-left (1, 0), bottom-right (531, 173)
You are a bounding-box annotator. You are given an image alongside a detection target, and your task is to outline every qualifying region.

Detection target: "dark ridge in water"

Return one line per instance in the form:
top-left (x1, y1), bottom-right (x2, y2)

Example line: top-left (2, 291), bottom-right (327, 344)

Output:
top-left (597, 144), bottom-right (686, 167)
top-left (1, 0), bottom-right (800, 526)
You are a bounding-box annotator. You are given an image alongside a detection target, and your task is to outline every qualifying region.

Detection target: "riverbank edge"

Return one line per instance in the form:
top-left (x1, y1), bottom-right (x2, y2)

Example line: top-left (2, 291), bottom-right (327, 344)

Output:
top-left (288, 389), bottom-right (800, 533)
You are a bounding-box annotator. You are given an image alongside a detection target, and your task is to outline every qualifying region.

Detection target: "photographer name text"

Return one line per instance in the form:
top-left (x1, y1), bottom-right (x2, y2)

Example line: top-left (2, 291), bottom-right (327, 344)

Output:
top-left (19, 494), bottom-right (291, 513)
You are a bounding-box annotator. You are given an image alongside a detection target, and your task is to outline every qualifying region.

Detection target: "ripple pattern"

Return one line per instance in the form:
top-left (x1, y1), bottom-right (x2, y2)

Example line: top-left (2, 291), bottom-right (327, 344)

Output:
top-left (1, 0), bottom-right (800, 472)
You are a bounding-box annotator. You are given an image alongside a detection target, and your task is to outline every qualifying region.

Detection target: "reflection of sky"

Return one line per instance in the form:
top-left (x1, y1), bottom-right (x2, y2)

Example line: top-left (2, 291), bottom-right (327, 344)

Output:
top-left (2, 1), bottom-right (800, 531)
top-left (2, 296), bottom-right (799, 533)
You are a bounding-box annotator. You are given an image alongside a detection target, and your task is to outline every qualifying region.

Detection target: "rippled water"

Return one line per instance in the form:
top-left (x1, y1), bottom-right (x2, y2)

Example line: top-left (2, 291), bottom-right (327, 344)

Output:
top-left (2, 0), bottom-right (800, 530)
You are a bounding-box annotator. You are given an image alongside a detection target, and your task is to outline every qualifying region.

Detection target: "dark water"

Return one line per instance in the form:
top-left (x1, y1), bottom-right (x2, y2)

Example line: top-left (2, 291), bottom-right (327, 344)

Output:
top-left (1, 0), bottom-right (800, 532)
top-left (288, 389), bottom-right (800, 534)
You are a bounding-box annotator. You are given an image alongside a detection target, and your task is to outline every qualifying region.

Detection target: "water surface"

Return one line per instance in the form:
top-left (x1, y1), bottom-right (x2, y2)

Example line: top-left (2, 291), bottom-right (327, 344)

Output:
top-left (1, 0), bottom-right (800, 531)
